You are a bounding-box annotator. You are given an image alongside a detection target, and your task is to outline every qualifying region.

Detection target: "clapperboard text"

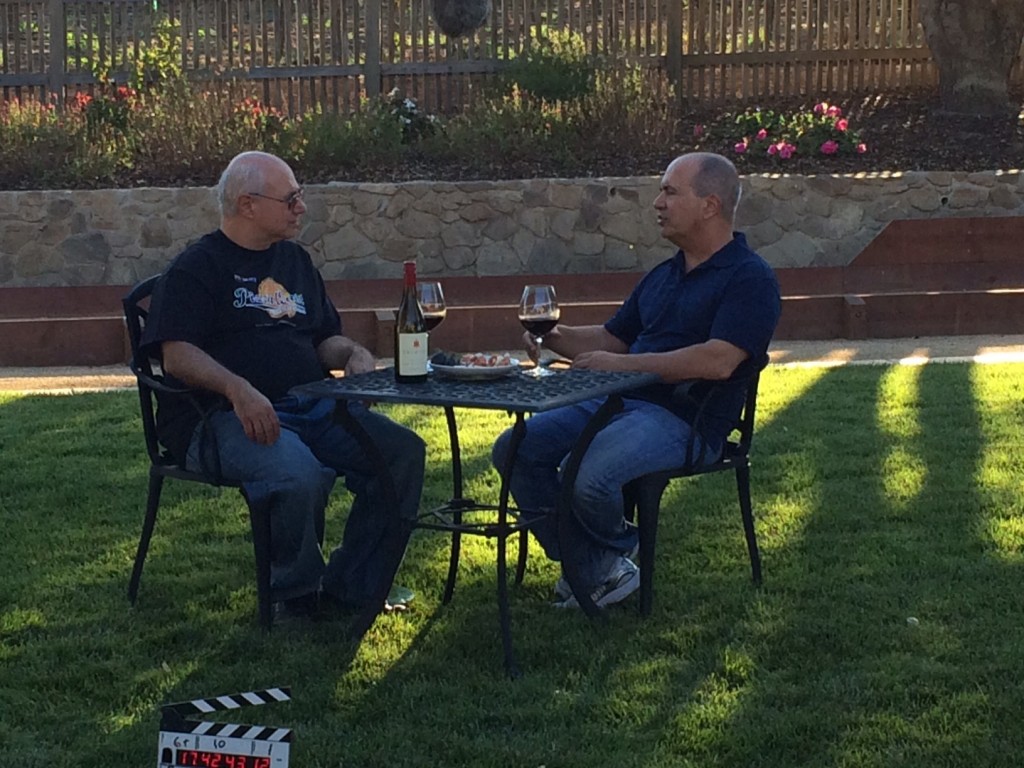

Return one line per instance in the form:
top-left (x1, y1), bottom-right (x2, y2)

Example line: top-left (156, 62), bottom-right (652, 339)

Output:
top-left (157, 687), bottom-right (293, 768)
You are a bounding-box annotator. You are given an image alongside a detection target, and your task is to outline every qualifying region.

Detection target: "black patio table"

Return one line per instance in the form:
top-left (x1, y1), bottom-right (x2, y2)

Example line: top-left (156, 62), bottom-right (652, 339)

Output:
top-left (292, 365), bottom-right (659, 677)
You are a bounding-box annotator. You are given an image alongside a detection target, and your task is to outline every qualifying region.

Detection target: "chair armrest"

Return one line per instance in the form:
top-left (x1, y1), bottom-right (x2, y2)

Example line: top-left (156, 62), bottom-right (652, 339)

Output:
top-left (129, 358), bottom-right (229, 483)
top-left (130, 361), bottom-right (194, 397)
top-left (670, 380), bottom-right (719, 468)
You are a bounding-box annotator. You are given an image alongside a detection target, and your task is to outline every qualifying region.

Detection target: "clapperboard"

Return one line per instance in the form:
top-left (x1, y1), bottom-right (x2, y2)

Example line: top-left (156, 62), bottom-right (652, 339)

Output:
top-left (156, 687), bottom-right (292, 768)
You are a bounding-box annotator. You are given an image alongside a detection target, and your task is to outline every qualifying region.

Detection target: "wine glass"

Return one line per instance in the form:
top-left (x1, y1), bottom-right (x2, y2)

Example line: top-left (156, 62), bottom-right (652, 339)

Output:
top-left (518, 284), bottom-right (560, 378)
top-left (416, 281), bottom-right (446, 332)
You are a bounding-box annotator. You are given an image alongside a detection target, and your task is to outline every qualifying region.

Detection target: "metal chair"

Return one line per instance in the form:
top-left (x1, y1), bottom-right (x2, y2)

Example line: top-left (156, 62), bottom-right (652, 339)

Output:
top-left (623, 372), bottom-right (764, 615)
top-left (123, 275), bottom-right (320, 629)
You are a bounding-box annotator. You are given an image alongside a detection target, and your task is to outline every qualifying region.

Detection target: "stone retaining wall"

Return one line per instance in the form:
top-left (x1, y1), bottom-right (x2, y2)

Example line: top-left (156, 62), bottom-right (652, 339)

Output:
top-left (2, 169), bottom-right (1022, 287)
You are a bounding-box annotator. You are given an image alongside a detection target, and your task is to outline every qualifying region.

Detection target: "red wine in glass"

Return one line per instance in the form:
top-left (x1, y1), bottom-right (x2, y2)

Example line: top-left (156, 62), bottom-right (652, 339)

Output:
top-left (518, 284), bottom-right (559, 378)
top-left (520, 317), bottom-right (558, 337)
top-left (416, 282), bottom-right (446, 328)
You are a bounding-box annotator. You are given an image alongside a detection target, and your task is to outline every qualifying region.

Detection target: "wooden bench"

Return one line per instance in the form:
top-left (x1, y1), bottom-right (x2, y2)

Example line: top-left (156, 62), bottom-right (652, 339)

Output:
top-left (775, 217), bottom-right (1024, 340)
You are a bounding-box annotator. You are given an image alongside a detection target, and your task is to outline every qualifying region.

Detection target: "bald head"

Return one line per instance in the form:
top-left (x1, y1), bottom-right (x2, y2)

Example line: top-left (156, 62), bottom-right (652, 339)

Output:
top-left (667, 152), bottom-right (741, 224)
top-left (217, 151), bottom-right (294, 217)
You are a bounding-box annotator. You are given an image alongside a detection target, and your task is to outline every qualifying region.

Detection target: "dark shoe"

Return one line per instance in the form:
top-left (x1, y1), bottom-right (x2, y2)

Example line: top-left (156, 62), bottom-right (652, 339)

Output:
top-left (317, 590), bottom-right (362, 621)
top-left (273, 592), bottom-right (319, 623)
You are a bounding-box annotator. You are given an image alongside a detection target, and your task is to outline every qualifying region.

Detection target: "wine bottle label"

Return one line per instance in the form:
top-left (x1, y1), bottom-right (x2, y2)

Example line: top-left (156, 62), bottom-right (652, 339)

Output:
top-left (396, 332), bottom-right (429, 374)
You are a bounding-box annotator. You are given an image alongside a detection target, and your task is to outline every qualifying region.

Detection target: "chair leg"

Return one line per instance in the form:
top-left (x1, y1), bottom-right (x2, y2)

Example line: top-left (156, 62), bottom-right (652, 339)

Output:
top-left (514, 529), bottom-right (529, 585)
top-left (634, 478), bottom-right (669, 616)
top-left (245, 489), bottom-right (274, 630)
top-left (623, 484), bottom-right (638, 525)
top-left (128, 469), bottom-right (165, 604)
top-left (735, 461), bottom-right (762, 586)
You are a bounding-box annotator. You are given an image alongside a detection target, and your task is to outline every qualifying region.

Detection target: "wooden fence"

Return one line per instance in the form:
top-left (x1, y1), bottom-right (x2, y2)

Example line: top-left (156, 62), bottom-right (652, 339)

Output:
top-left (0, 0), bottom-right (999, 113)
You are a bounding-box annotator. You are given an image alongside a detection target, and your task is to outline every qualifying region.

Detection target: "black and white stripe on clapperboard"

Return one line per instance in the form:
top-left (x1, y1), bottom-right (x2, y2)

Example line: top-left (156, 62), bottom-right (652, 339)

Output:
top-left (157, 687), bottom-right (292, 768)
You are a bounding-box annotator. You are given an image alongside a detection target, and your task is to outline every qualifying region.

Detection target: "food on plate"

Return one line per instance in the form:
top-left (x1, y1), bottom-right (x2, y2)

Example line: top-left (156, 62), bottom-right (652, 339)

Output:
top-left (459, 352), bottom-right (514, 367)
top-left (430, 350), bottom-right (515, 368)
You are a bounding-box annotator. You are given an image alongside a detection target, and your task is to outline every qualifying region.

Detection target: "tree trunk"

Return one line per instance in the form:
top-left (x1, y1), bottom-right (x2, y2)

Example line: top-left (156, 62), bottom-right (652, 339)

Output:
top-left (919, 0), bottom-right (1024, 116)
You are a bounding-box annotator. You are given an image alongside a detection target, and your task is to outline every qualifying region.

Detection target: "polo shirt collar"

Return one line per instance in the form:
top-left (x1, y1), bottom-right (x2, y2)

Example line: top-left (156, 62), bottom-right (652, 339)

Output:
top-left (675, 232), bottom-right (749, 273)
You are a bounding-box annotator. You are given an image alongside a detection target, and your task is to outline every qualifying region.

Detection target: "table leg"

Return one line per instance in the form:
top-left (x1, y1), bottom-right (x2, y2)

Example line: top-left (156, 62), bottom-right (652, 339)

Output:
top-left (557, 395), bottom-right (626, 620)
top-left (495, 413), bottom-right (528, 679)
top-left (330, 402), bottom-right (411, 641)
top-left (442, 406), bottom-right (462, 604)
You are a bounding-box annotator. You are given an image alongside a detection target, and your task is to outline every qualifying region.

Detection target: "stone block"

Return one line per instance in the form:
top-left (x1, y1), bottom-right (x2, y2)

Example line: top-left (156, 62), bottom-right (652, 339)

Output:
top-left (395, 209), bottom-right (443, 238)
top-left (478, 241), bottom-right (522, 275)
top-left (141, 218), bottom-right (173, 248)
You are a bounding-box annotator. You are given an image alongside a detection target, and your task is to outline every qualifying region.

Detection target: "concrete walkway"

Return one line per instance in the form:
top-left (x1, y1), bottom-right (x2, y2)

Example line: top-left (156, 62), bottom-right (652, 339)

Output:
top-left (2, 334), bottom-right (1024, 394)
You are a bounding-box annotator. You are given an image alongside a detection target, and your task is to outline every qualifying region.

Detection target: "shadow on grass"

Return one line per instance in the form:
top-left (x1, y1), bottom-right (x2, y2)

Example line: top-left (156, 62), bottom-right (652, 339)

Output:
top-left (4, 366), bottom-right (1024, 767)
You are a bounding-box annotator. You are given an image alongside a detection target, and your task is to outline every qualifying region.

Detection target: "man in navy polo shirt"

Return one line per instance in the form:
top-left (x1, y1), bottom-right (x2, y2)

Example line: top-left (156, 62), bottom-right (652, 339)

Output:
top-left (492, 152), bottom-right (781, 609)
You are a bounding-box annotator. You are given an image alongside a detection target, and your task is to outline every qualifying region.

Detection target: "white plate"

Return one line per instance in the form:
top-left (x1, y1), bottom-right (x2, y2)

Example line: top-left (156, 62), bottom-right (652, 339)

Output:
top-left (431, 360), bottom-right (521, 380)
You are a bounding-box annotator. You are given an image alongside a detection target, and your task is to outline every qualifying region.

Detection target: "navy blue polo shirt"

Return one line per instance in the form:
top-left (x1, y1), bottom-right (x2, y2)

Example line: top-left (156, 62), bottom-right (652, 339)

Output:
top-left (604, 232), bottom-right (781, 448)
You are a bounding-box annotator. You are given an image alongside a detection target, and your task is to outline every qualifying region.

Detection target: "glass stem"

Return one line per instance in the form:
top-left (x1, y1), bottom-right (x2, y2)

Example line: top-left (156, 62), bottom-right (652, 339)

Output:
top-left (535, 336), bottom-right (543, 369)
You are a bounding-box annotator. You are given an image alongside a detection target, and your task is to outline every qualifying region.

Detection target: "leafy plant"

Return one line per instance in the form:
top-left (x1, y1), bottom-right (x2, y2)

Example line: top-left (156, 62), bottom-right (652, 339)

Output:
top-left (295, 97), bottom-right (406, 172)
top-left (386, 87), bottom-right (440, 144)
top-left (505, 28), bottom-right (596, 103)
top-left (725, 101), bottom-right (868, 162)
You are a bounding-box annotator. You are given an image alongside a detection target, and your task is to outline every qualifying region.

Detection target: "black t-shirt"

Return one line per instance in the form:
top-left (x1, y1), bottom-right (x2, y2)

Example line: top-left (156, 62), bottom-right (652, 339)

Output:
top-left (141, 230), bottom-right (342, 463)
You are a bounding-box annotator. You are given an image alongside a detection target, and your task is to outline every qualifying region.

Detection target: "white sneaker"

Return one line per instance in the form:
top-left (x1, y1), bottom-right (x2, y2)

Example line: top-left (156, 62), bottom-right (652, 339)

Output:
top-left (554, 543), bottom-right (640, 601)
top-left (553, 557), bottom-right (639, 609)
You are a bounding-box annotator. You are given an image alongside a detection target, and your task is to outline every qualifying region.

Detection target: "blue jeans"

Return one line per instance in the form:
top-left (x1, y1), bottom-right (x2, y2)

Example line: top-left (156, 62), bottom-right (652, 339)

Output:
top-left (491, 398), bottom-right (719, 591)
top-left (186, 395), bottom-right (425, 605)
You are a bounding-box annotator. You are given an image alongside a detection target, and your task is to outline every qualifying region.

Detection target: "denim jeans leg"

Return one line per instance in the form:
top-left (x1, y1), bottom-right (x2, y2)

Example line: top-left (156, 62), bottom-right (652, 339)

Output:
top-left (565, 399), bottom-right (719, 589)
top-left (308, 402), bottom-right (426, 606)
top-left (491, 400), bottom-right (602, 559)
top-left (185, 408), bottom-right (334, 602)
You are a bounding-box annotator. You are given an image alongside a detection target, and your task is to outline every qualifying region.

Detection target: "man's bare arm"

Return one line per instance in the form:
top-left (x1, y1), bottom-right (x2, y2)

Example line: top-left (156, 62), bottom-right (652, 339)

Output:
top-left (524, 324), bottom-right (628, 362)
top-left (162, 340), bottom-right (280, 445)
top-left (572, 338), bottom-right (750, 383)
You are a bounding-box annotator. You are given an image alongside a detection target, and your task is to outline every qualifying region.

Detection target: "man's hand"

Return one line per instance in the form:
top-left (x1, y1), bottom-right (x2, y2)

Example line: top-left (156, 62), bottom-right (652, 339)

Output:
top-left (521, 330), bottom-right (541, 363)
top-left (227, 380), bottom-right (280, 445)
top-left (344, 345), bottom-right (376, 376)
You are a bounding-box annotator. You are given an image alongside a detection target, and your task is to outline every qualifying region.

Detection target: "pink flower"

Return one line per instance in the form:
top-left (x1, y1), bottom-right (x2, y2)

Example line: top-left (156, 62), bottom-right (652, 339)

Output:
top-left (813, 102), bottom-right (828, 115)
top-left (756, 128), bottom-right (768, 141)
top-left (693, 123), bottom-right (704, 138)
top-left (734, 141), bottom-right (748, 154)
top-left (779, 144), bottom-right (795, 159)
top-left (857, 142), bottom-right (868, 154)
top-left (835, 118), bottom-right (849, 132)
top-left (767, 143), bottom-right (779, 156)
top-left (820, 140), bottom-right (839, 155)
top-left (827, 105), bottom-right (842, 118)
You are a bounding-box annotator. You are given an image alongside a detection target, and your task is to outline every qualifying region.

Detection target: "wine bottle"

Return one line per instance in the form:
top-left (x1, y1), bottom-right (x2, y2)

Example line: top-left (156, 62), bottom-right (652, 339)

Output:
top-left (394, 260), bottom-right (429, 383)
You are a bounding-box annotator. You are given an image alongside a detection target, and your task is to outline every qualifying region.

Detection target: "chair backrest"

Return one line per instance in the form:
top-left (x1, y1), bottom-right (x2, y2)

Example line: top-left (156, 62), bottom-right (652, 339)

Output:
top-left (122, 274), bottom-right (166, 466)
top-left (728, 371), bottom-right (761, 459)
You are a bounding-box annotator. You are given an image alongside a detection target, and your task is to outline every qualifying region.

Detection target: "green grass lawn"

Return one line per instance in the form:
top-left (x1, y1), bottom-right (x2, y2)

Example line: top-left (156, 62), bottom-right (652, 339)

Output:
top-left (2, 362), bottom-right (1023, 768)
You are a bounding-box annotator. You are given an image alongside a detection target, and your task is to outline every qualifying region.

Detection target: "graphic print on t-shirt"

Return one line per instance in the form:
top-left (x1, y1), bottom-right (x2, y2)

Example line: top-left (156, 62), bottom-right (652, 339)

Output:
top-left (232, 277), bottom-right (307, 319)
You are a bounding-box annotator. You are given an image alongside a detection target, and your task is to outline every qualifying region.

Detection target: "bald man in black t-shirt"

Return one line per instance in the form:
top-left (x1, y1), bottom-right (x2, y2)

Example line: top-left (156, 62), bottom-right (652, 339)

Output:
top-left (142, 151), bottom-right (424, 620)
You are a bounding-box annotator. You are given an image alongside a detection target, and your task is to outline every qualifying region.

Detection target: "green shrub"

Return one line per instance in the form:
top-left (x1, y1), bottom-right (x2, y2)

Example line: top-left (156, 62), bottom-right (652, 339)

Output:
top-left (0, 97), bottom-right (85, 188)
top-left (386, 88), bottom-right (440, 144)
top-left (296, 97), bottom-right (407, 173)
top-left (504, 28), bottom-right (595, 103)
